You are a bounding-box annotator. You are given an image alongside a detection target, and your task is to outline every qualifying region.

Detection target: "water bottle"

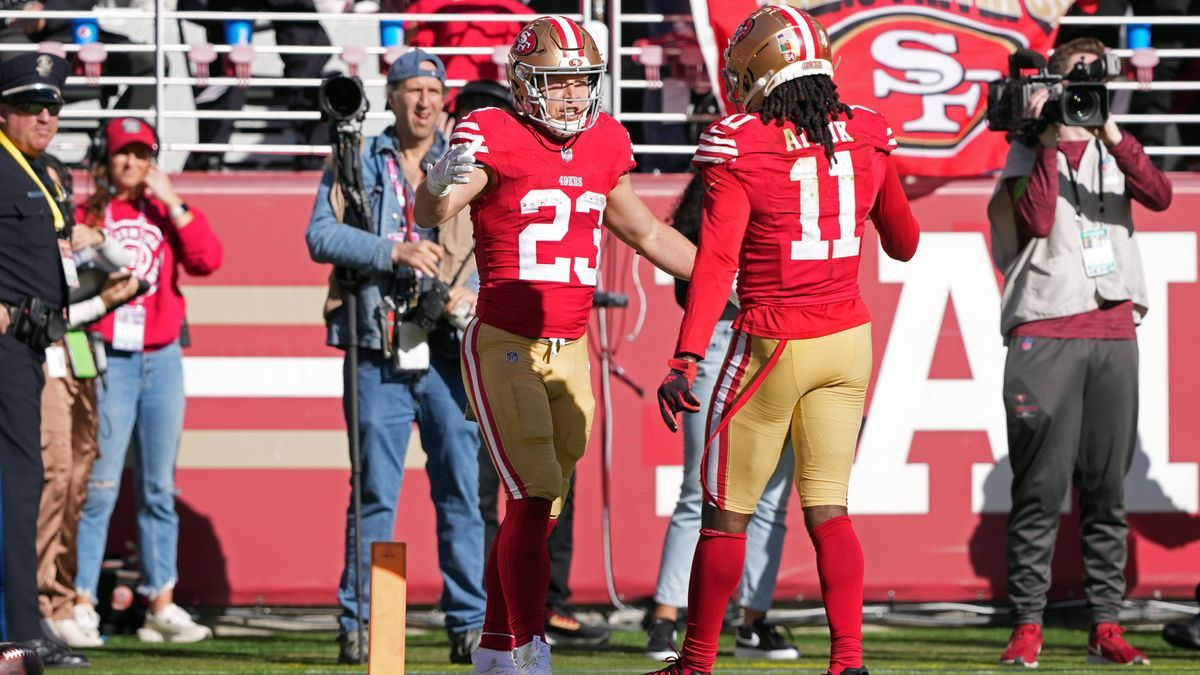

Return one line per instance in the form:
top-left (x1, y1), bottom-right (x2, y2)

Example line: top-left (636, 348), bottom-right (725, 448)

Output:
top-left (380, 19), bottom-right (404, 47)
top-left (224, 19), bottom-right (253, 46)
top-left (71, 17), bottom-right (99, 44)
top-left (1127, 23), bottom-right (1151, 50)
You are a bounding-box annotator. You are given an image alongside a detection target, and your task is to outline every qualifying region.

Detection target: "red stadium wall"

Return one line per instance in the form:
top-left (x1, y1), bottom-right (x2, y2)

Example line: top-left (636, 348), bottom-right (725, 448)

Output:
top-left (100, 172), bottom-right (1200, 608)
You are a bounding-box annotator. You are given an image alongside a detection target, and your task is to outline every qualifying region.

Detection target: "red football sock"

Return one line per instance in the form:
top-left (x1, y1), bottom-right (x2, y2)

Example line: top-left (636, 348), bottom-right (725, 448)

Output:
top-left (498, 497), bottom-right (553, 648)
top-left (480, 522), bottom-right (513, 652)
top-left (811, 515), bottom-right (864, 672)
top-left (680, 528), bottom-right (746, 672)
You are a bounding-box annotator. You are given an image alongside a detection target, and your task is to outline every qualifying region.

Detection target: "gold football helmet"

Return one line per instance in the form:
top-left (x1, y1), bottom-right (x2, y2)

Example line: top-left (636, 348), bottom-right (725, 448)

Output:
top-left (507, 16), bottom-right (605, 136)
top-left (723, 5), bottom-right (834, 113)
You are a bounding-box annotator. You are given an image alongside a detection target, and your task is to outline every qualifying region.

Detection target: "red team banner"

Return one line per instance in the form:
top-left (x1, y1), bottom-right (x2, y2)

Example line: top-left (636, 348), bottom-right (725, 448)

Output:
top-left (98, 172), bottom-right (1200, 608)
top-left (693, 0), bottom-right (1071, 176)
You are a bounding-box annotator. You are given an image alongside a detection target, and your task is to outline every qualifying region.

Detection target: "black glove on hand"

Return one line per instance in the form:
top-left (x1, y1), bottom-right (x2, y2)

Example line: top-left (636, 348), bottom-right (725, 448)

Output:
top-left (658, 358), bottom-right (701, 432)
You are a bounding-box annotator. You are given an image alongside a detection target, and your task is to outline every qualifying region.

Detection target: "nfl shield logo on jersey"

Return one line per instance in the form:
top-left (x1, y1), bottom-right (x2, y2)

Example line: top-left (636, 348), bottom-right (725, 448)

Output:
top-left (561, 147), bottom-right (573, 162)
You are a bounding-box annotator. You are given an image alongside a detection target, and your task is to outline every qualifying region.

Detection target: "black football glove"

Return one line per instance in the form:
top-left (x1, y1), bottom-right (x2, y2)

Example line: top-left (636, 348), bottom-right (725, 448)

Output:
top-left (658, 358), bottom-right (701, 432)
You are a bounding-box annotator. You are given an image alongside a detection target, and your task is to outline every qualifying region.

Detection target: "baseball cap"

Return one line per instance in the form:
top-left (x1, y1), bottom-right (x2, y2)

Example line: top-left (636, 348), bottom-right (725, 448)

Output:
top-left (387, 48), bottom-right (446, 85)
top-left (105, 117), bottom-right (159, 156)
top-left (0, 52), bottom-right (70, 104)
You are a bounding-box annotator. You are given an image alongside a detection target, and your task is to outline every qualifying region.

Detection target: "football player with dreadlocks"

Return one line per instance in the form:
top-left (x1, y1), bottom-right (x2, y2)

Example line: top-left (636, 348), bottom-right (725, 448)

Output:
top-left (650, 6), bottom-right (921, 675)
top-left (414, 16), bottom-right (695, 675)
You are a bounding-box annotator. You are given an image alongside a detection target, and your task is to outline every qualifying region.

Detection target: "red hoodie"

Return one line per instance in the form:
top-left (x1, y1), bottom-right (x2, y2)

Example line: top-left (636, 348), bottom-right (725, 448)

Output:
top-left (79, 198), bottom-right (223, 351)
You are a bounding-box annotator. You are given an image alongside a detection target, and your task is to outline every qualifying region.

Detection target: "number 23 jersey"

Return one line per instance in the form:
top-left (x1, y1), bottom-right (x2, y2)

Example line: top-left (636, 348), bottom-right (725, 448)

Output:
top-left (451, 108), bottom-right (635, 340)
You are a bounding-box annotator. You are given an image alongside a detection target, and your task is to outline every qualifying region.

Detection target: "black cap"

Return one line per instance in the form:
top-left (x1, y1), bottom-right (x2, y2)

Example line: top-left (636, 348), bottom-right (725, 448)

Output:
top-left (0, 52), bottom-right (70, 104)
top-left (455, 80), bottom-right (515, 114)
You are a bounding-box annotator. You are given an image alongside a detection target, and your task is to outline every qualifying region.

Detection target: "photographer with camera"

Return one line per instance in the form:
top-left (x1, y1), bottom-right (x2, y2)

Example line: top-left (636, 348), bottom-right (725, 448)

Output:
top-left (305, 50), bottom-right (485, 666)
top-left (988, 38), bottom-right (1172, 668)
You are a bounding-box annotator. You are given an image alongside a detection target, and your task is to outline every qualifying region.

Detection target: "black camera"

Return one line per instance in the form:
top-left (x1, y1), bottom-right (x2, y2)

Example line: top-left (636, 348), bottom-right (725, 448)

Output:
top-left (987, 49), bottom-right (1112, 133)
top-left (319, 75), bottom-right (368, 123)
top-left (407, 279), bottom-right (451, 332)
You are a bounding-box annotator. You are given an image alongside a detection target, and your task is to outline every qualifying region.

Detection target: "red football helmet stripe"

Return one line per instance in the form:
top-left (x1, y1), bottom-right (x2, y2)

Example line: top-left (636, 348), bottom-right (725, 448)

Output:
top-left (549, 15), bottom-right (582, 51)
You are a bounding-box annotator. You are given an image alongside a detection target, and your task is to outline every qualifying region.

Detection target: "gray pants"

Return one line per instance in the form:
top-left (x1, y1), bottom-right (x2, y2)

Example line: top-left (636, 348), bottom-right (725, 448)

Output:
top-left (1003, 336), bottom-right (1138, 626)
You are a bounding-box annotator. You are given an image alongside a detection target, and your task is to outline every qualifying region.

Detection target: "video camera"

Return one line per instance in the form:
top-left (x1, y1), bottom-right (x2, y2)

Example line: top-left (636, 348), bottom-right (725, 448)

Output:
top-left (986, 49), bottom-right (1116, 134)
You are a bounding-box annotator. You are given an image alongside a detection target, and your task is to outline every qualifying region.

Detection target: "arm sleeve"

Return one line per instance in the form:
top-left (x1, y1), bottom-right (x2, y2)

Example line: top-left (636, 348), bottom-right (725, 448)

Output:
top-left (1011, 144), bottom-right (1059, 239)
top-left (172, 207), bottom-right (223, 276)
top-left (305, 168), bottom-right (395, 275)
top-left (869, 155), bottom-right (920, 261)
top-left (1108, 133), bottom-right (1173, 212)
top-left (96, 231), bottom-right (130, 268)
top-left (675, 164), bottom-right (749, 359)
top-left (67, 295), bottom-right (106, 329)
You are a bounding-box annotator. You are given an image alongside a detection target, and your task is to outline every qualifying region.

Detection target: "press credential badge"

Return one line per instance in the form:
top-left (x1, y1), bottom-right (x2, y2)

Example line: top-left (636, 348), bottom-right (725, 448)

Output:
top-left (1080, 227), bottom-right (1117, 278)
top-left (112, 304), bottom-right (146, 351)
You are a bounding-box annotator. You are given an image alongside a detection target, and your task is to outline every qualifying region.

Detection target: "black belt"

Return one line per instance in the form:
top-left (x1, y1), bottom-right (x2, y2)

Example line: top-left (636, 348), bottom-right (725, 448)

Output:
top-left (3, 295), bottom-right (65, 351)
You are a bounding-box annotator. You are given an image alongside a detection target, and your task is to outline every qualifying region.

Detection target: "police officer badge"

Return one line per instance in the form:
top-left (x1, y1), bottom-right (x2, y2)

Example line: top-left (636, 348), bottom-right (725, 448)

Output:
top-left (35, 54), bottom-right (52, 78)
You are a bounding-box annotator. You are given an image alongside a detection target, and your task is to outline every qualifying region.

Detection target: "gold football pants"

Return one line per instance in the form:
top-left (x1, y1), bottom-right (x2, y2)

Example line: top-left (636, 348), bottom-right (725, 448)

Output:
top-left (702, 323), bottom-right (871, 514)
top-left (461, 319), bottom-right (594, 517)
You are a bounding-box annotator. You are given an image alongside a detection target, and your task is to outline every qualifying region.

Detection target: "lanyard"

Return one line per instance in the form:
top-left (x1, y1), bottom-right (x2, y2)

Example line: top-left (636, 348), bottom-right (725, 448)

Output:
top-left (1062, 138), bottom-right (1105, 226)
top-left (0, 128), bottom-right (65, 232)
top-left (384, 153), bottom-right (417, 243)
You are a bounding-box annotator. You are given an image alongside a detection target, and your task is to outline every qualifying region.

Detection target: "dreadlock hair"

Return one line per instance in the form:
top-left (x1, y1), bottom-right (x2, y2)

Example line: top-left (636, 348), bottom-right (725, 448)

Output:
top-left (758, 75), bottom-right (852, 160)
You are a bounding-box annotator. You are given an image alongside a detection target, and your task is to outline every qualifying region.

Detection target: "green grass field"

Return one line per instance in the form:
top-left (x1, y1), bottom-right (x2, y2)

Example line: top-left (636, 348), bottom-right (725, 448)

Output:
top-left (76, 624), bottom-right (1199, 674)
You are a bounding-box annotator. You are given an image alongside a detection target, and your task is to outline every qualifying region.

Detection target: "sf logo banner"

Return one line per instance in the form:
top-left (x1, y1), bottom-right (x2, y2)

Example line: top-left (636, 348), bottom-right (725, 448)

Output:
top-left (698, 0), bottom-right (1069, 177)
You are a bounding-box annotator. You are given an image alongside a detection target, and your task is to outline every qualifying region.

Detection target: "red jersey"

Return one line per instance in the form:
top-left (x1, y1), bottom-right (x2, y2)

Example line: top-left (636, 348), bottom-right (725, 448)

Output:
top-left (81, 198), bottom-right (223, 351)
top-left (451, 108), bottom-right (636, 339)
top-left (676, 107), bottom-right (920, 358)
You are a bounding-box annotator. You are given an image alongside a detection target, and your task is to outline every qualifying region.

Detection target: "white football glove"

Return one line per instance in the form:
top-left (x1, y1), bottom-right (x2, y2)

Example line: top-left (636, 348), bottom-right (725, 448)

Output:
top-left (425, 136), bottom-right (482, 198)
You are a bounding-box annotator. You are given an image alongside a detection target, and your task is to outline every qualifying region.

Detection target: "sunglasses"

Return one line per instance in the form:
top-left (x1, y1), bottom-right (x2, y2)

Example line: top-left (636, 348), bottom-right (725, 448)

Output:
top-left (9, 101), bottom-right (62, 116)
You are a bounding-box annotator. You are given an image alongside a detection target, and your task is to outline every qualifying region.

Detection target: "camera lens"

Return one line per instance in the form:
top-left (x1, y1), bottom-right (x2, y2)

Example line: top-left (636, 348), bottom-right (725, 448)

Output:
top-left (321, 76), bottom-right (366, 121)
top-left (1066, 90), bottom-right (1100, 122)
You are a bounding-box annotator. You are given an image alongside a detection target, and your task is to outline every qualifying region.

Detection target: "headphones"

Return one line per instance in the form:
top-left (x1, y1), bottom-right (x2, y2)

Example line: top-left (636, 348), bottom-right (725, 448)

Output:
top-left (87, 117), bottom-right (161, 195)
top-left (87, 116), bottom-right (161, 172)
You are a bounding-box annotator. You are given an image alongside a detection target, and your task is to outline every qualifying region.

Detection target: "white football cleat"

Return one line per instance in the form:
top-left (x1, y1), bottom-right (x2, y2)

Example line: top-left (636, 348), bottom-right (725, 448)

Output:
top-left (472, 647), bottom-right (518, 674)
top-left (514, 636), bottom-right (553, 675)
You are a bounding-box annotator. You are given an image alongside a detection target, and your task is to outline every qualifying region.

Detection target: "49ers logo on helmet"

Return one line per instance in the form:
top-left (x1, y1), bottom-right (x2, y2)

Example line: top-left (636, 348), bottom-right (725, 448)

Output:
top-left (730, 18), bottom-right (754, 46)
top-left (828, 12), bottom-right (1021, 156)
top-left (514, 29), bottom-right (538, 56)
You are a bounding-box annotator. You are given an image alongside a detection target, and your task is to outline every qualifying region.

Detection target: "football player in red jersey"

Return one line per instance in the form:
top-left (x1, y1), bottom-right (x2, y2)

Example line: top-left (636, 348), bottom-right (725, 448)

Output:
top-left (414, 16), bottom-right (695, 675)
top-left (650, 6), bottom-right (920, 675)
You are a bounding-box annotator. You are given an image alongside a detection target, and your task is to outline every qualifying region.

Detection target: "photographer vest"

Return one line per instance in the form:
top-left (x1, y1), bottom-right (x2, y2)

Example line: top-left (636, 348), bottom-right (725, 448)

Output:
top-left (993, 139), bottom-right (1148, 338)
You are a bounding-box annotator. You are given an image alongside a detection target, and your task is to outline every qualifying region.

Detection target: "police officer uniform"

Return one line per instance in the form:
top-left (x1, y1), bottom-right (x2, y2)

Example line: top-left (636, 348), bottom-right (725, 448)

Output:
top-left (0, 51), bottom-right (90, 666)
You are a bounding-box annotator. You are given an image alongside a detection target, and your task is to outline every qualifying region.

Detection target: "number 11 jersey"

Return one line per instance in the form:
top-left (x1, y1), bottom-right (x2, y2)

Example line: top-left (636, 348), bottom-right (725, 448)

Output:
top-left (451, 108), bottom-right (635, 340)
top-left (676, 107), bottom-right (920, 358)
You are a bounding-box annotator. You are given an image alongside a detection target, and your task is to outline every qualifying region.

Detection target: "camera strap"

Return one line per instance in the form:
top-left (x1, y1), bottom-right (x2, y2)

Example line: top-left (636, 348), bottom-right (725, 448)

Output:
top-left (1062, 138), bottom-right (1105, 224)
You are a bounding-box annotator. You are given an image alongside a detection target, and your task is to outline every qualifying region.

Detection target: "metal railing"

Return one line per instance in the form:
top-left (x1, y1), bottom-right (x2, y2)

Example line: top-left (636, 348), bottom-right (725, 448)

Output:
top-left (8, 4), bottom-right (1197, 165)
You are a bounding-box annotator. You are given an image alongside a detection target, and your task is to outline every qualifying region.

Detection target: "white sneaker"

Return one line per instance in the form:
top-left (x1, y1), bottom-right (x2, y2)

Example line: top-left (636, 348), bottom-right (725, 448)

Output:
top-left (514, 636), bottom-right (552, 675)
top-left (73, 604), bottom-right (102, 641)
top-left (471, 647), bottom-right (518, 675)
top-left (137, 603), bottom-right (213, 643)
top-left (54, 618), bottom-right (104, 648)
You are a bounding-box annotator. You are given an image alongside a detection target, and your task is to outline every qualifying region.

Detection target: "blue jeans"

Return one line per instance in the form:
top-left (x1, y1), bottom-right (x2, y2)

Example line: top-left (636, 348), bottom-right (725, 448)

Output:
top-left (337, 351), bottom-right (486, 635)
top-left (76, 341), bottom-right (185, 602)
top-left (654, 321), bottom-right (794, 612)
